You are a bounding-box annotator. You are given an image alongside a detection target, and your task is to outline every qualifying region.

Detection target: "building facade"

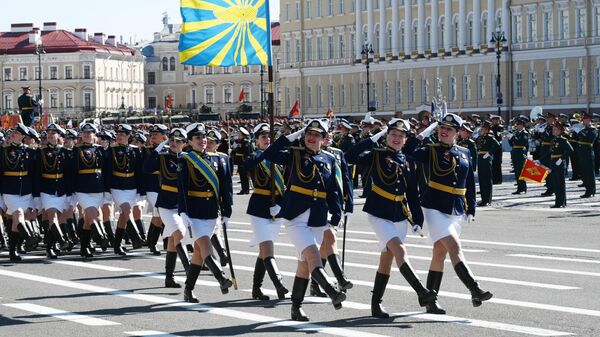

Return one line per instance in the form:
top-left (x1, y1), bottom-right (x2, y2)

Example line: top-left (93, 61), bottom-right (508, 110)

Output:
top-left (279, 0), bottom-right (600, 119)
top-left (143, 15), bottom-right (281, 118)
top-left (0, 22), bottom-right (144, 119)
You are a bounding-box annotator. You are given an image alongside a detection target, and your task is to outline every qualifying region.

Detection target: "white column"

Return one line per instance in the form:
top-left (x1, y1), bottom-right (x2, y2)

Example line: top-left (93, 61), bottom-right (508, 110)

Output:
top-left (431, 0), bottom-right (439, 53)
top-left (444, 0), bottom-right (452, 51)
top-left (379, 0), bottom-right (386, 57)
top-left (417, 0), bottom-right (425, 55)
top-left (367, 0), bottom-right (374, 45)
top-left (502, 0), bottom-right (510, 45)
top-left (404, 0), bottom-right (413, 55)
top-left (487, 0), bottom-right (496, 48)
top-left (472, 0), bottom-right (481, 50)
top-left (392, 0), bottom-right (399, 57)
top-left (355, 0), bottom-right (363, 59)
top-left (458, 0), bottom-right (467, 52)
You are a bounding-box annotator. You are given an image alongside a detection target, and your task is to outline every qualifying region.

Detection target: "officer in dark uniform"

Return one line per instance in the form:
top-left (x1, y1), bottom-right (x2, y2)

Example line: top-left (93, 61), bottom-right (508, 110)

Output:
top-left (540, 113), bottom-right (557, 196)
top-left (458, 123), bottom-right (478, 173)
top-left (508, 117), bottom-right (530, 194)
top-left (178, 124), bottom-right (234, 303)
top-left (476, 122), bottom-right (501, 206)
top-left (543, 122), bottom-right (573, 208)
top-left (132, 132), bottom-right (149, 242)
top-left (17, 87), bottom-right (40, 127)
top-left (105, 124), bottom-right (144, 255)
top-left (346, 119), bottom-right (436, 318)
top-left (144, 128), bottom-right (191, 288)
top-left (233, 127), bottom-right (251, 194)
top-left (1, 123), bottom-right (38, 261)
top-left (567, 118), bottom-right (581, 181)
top-left (490, 115), bottom-right (504, 184)
top-left (263, 119), bottom-right (346, 321)
top-left (144, 124), bottom-right (169, 255)
top-left (577, 112), bottom-right (598, 198)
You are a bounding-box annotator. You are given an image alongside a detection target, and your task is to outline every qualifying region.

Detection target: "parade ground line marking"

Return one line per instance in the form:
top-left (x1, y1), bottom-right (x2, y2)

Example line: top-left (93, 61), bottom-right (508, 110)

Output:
top-left (3, 303), bottom-right (120, 326)
top-left (51, 259), bottom-right (132, 272)
top-left (134, 270), bottom-right (573, 337)
top-left (507, 254), bottom-right (600, 264)
top-left (124, 331), bottom-right (180, 337)
top-left (0, 269), bottom-right (390, 337)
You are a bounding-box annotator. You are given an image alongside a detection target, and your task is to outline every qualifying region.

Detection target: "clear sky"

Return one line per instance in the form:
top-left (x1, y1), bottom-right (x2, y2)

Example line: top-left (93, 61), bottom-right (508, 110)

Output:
top-left (0, 0), bottom-right (280, 44)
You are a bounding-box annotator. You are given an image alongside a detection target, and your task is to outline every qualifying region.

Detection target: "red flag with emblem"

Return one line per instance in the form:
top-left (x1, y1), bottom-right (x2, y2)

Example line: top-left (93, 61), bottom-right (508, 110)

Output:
top-left (519, 159), bottom-right (549, 183)
top-left (326, 108), bottom-right (334, 117)
top-left (239, 89), bottom-right (245, 102)
top-left (289, 101), bottom-right (300, 118)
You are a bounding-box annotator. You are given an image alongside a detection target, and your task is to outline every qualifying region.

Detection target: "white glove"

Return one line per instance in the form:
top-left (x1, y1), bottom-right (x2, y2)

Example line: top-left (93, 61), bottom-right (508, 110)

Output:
top-left (555, 159), bottom-right (563, 166)
top-left (180, 213), bottom-right (192, 226)
top-left (286, 127), bottom-right (305, 142)
top-left (155, 139), bottom-right (169, 153)
top-left (412, 224), bottom-right (424, 237)
top-left (507, 133), bottom-right (514, 140)
top-left (418, 122), bottom-right (438, 140)
top-left (32, 197), bottom-right (41, 210)
top-left (370, 127), bottom-right (388, 143)
top-left (483, 153), bottom-right (490, 159)
top-left (269, 204), bottom-right (281, 217)
top-left (464, 215), bottom-right (474, 224)
top-left (534, 160), bottom-right (541, 165)
top-left (222, 216), bottom-right (230, 225)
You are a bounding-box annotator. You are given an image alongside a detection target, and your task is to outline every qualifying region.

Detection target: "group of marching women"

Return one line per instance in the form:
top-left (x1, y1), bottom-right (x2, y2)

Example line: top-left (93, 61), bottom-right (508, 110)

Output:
top-left (0, 114), bottom-right (492, 321)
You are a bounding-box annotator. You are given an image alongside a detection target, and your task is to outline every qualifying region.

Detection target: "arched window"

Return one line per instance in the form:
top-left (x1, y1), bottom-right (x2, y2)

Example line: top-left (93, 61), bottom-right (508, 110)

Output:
top-left (169, 57), bottom-right (176, 71)
top-left (412, 21), bottom-right (418, 51)
top-left (439, 16), bottom-right (446, 49)
top-left (162, 57), bottom-right (168, 71)
top-left (374, 25), bottom-right (380, 52)
top-left (482, 12), bottom-right (489, 44)
top-left (453, 15), bottom-right (460, 48)
top-left (467, 14), bottom-right (473, 46)
top-left (399, 21), bottom-right (405, 51)
top-left (425, 18), bottom-right (432, 50)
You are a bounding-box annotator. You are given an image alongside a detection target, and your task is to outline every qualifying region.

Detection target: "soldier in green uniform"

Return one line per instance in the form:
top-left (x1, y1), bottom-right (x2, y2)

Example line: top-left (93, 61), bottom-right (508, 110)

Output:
top-left (540, 112), bottom-right (557, 196)
top-left (476, 122), bottom-right (501, 206)
top-left (490, 115), bottom-right (504, 185)
top-left (458, 123), bottom-right (477, 173)
top-left (577, 112), bottom-right (598, 198)
top-left (18, 87), bottom-right (40, 127)
top-left (544, 122), bottom-right (573, 208)
top-left (567, 118), bottom-right (581, 181)
top-left (508, 117), bottom-right (530, 194)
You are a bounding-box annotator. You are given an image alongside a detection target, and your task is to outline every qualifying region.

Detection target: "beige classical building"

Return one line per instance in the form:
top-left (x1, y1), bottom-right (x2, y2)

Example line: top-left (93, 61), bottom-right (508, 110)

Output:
top-left (0, 22), bottom-right (144, 119)
top-left (279, 0), bottom-right (600, 119)
top-left (143, 14), bottom-right (281, 118)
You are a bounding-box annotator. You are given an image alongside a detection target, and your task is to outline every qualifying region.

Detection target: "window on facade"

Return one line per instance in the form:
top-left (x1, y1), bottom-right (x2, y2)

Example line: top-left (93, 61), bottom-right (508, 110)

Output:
top-left (359, 83), bottom-right (365, 105)
top-left (560, 70), bottom-right (569, 96)
top-left (422, 79), bottom-right (429, 103)
top-left (466, 17), bottom-right (473, 47)
top-left (241, 85), bottom-right (251, 103)
top-left (307, 86), bottom-right (313, 108)
top-left (317, 0), bottom-right (322, 17)
top-left (396, 80), bottom-right (402, 104)
top-left (482, 14), bottom-right (488, 45)
top-left (148, 72), bottom-right (156, 84)
top-left (169, 57), bottom-right (176, 71)
top-left (462, 75), bottom-right (471, 101)
top-left (317, 85), bottom-right (323, 107)
top-left (512, 15), bottom-right (522, 43)
top-left (4, 68), bottom-right (12, 81)
top-left (339, 84), bottom-right (345, 107)
top-left (339, 35), bottom-right (345, 58)
top-left (577, 8), bottom-right (587, 38)
top-left (162, 57), bottom-right (168, 71)
top-left (529, 72), bottom-right (537, 98)
top-left (285, 40), bottom-right (291, 63)
top-left (50, 89), bottom-right (58, 108)
top-left (328, 84), bottom-right (334, 107)
top-left (560, 10), bottom-right (569, 40)
top-left (50, 66), bottom-right (58, 80)
top-left (412, 23), bottom-right (418, 51)
top-left (83, 64), bottom-right (91, 79)
top-left (148, 96), bottom-right (157, 109)
top-left (594, 68), bottom-right (600, 95)
top-left (339, 0), bottom-right (345, 14)
top-left (544, 71), bottom-right (553, 97)
top-left (35, 66), bottom-right (41, 80)
top-left (478, 75), bottom-right (485, 100)
top-left (383, 81), bottom-right (389, 105)
top-left (206, 66), bottom-right (214, 74)
top-left (328, 36), bottom-right (334, 59)
top-left (295, 39), bottom-right (302, 62)
top-left (514, 73), bottom-right (523, 98)
top-left (65, 90), bottom-right (74, 108)
top-left (65, 66), bottom-right (73, 80)
top-left (242, 66), bottom-right (249, 73)
top-left (285, 3), bottom-right (290, 21)
top-left (306, 37), bottom-right (313, 61)
top-left (400, 26), bottom-right (405, 51)
top-left (328, 0), bottom-right (333, 16)
top-left (426, 22), bottom-right (432, 50)
top-left (527, 13), bottom-right (537, 42)
top-left (306, 0), bottom-right (312, 19)
top-left (223, 66), bottom-right (232, 74)
top-left (577, 68), bottom-right (585, 96)
top-left (408, 79), bottom-right (415, 103)
top-left (449, 77), bottom-right (457, 101)
top-left (19, 67), bottom-right (27, 81)
top-left (223, 85), bottom-right (233, 103)
top-left (205, 87), bottom-right (214, 103)
top-left (453, 18), bottom-right (459, 49)
top-left (3, 93), bottom-right (13, 109)
top-left (543, 11), bottom-right (552, 41)
top-left (285, 87), bottom-right (291, 108)
top-left (317, 36), bottom-right (323, 60)
top-left (296, 2), bottom-right (301, 20)
top-left (595, 7), bottom-right (600, 37)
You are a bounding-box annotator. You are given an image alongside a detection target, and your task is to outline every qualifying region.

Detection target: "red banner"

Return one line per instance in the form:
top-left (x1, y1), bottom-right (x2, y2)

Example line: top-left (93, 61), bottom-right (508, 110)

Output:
top-left (519, 159), bottom-right (549, 183)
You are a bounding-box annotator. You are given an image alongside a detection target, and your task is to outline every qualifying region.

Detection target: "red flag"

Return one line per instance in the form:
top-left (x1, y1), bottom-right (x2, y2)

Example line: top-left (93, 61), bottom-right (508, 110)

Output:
top-left (519, 159), bottom-right (550, 183)
top-left (239, 89), bottom-right (245, 102)
top-left (289, 101), bottom-right (300, 118)
top-left (326, 108), bottom-right (334, 118)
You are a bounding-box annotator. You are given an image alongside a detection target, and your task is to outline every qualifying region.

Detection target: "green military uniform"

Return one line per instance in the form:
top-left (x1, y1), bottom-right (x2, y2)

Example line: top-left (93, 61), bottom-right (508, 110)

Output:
top-left (490, 122), bottom-right (504, 184)
top-left (476, 128), bottom-right (501, 206)
top-left (547, 133), bottom-right (573, 207)
top-left (577, 121), bottom-right (598, 198)
top-left (458, 135), bottom-right (477, 173)
top-left (539, 124), bottom-right (556, 196)
top-left (567, 127), bottom-right (580, 180)
top-left (18, 90), bottom-right (39, 127)
top-left (508, 127), bottom-right (530, 194)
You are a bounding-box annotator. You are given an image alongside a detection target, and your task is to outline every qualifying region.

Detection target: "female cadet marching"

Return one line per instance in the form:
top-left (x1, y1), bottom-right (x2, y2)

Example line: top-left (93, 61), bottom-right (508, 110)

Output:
top-left (178, 124), bottom-right (234, 303)
top-left (411, 114), bottom-right (493, 314)
top-left (144, 128), bottom-right (191, 288)
top-left (263, 119), bottom-right (346, 321)
top-left (346, 119), bottom-right (437, 318)
top-left (244, 123), bottom-right (289, 301)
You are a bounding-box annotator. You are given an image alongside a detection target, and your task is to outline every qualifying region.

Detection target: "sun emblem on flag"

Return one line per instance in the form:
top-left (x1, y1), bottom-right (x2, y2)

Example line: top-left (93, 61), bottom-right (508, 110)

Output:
top-left (526, 167), bottom-right (541, 176)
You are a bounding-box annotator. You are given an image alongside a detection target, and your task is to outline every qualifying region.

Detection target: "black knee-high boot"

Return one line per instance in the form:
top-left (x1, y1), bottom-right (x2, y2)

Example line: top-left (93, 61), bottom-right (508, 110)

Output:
top-left (252, 258), bottom-right (269, 300)
top-left (327, 254), bottom-right (353, 291)
top-left (59, 223), bottom-right (74, 250)
top-left (175, 243), bottom-right (190, 273)
top-left (454, 262), bottom-right (493, 307)
top-left (310, 258), bottom-right (328, 297)
top-left (8, 231), bottom-right (22, 262)
top-left (210, 234), bottom-right (229, 266)
top-left (263, 256), bottom-right (289, 300)
top-left (165, 251), bottom-right (181, 288)
top-left (90, 221), bottom-right (109, 251)
top-left (426, 271), bottom-right (446, 314)
top-left (291, 276), bottom-right (310, 321)
top-left (134, 219), bottom-right (147, 242)
top-left (113, 227), bottom-right (127, 255)
top-left (147, 225), bottom-right (162, 255)
top-left (46, 226), bottom-right (58, 259)
top-left (103, 221), bottom-right (115, 247)
top-left (79, 229), bottom-right (93, 259)
top-left (204, 255), bottom-right (233, 294)
top-left (17, 223), bottom-right (36, 251)
top-left (399, 263), bottom-right (437, 307)
top-left (371, 272), bottom-right (390, 318)
top-left (50, 224), bottom-right (70, 251)
top-left (310, 267), bottom-right (346, 308)
top-left (184, 263), bottom-right (202, 303)
top-left (125, 221), bottom-right (143, 249)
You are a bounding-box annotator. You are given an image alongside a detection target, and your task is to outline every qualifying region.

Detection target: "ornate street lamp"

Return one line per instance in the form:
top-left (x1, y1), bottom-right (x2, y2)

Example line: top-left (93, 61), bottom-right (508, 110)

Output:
top-left (361, 43), bottom-right (375, 112)
top-left (490, 30), bottom-right (507, 117)
top-left (34, 42), bottom-right (45, 106)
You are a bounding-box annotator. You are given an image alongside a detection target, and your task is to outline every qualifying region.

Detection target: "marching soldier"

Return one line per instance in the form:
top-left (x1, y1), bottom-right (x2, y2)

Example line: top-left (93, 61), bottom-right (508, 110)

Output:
top-left (178, 124), bottom-right (234, 303)
top-left (476, 122), bottom-right (501, 206)
top-left (262, 119), bottom-right (346, 321)
top-left (346, 119), bottom-right (436, 318)
top-left (411, 113), bottom-right (493, 313)
top-left (577, 112), bottom-right (598, 198)
top-left (567, 119), bottom-right (581, 181)
top-left (132, 132), bottom-right (149, 243)
top-left (458, 123), bottom-right (477, 173)
top-left (17, 87), bottom-right (40, 127)
top-left (544, 122), bottom-right (573, 208)
top-left (508, 117), bottom-right (530, 195)
top-left (2, 124), bottom-right (38, 261)
top-left (144, 128), bottom-right (191, 288)
top-left (244, 123), bottom-right (289, 301)
top-left (233, 127), bottom-right (251, 195)
top-left (490, 115), bottom-right (504, 185)
top-left (540, 113), bottom-right (557, 196)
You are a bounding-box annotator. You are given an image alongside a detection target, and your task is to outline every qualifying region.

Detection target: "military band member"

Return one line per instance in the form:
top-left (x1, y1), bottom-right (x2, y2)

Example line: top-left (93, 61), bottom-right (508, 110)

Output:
top-left (458, 123), bottom-right (478, 173)
top-left (577, 112), bottom-right (597, 198)
top-left (540, 113), bottom-right (557, 196)
top-left (206, 129), bottom-right (230, 267)
top-left (233, 128), bottom-right (251, 195)
top-left (508, 117), bottom-right (530, 195)
top-left (178, 124), bottom-right (233, 303)
top-left (347, 119), bottom-right (436, 318)
top-left (567, 119), bottom-right (581, 181)
top-left (490, 115), bottom-right (504, 185)
top-left (105, 124), bottom-right (144, 255)
top-left (2, 124), bottom-right (38, 261)
top-left (244, 123), bottom-right (289, 301)
top-left (144, 128), bottom-right (191, 288)
top-left (18, 86), bottom-right (40, 127)
top-left (544, 123), bottom-right (573, 208)
top-left (476, 122), bottom-right (501, 206)
top-left (411, 114), bottom-right (493, 313)
top-left (263, 119), bottom-right (346, 321)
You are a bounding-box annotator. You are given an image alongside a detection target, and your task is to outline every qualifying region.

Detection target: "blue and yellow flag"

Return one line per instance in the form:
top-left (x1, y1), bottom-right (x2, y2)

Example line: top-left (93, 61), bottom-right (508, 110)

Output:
top-left (179, 0), bottom-right (272, 67)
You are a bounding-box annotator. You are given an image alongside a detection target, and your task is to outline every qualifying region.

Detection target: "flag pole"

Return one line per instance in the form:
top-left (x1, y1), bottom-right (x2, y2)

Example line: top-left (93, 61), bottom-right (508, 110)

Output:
top-left (268, 64), bottom-right (276, 206)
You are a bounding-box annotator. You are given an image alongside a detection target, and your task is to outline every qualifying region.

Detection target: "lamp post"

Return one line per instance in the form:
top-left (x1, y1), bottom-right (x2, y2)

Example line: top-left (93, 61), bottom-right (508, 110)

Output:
top-left (490, 30), bottom-right (507, 118)
top-left (361, 43), bottom-right (374, 113)
top-left (121, 95), bottom-right (125, 109)
top-left (34, 42), bottom-right (45, 107)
